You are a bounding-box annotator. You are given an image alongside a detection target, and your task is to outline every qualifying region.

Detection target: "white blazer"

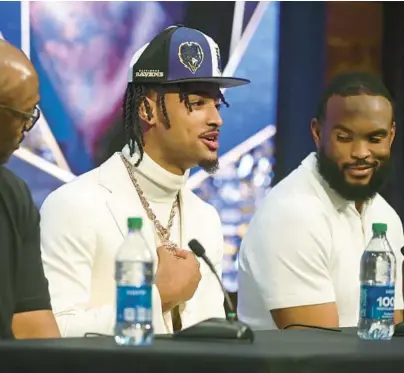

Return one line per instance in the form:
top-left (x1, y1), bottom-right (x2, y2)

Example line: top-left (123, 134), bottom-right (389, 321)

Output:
top-left (40, 153), bottom-right (225, 337)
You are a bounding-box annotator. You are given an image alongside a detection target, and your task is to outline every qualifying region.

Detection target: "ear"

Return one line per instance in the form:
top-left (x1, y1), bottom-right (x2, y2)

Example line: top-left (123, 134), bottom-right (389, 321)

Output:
top-left (311, 118), bottom-right (321, 150)
top-left (390, 121), bottom-right (396, 146)
top-left (138, 97), bottom-right (157, 126)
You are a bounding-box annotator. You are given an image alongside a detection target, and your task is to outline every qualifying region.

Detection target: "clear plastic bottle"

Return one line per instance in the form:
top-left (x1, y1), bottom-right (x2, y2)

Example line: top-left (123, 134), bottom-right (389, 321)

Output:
top-left (114, 217), bottom-right (154, 346)
top-left (358, 222), bottom-right (396, 340)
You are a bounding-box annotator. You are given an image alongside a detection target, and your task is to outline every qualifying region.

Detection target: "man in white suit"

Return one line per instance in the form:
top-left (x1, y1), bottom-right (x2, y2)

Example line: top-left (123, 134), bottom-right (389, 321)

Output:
top-left (40, 25), bottom-right (250, 336)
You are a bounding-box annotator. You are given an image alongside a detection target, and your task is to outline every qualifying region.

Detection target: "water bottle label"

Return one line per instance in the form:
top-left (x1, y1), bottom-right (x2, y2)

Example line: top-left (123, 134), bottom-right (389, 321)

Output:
top-left (116, 285), bottom-right (152, 324)
top-left (360, 285), bottom-right (395, 320)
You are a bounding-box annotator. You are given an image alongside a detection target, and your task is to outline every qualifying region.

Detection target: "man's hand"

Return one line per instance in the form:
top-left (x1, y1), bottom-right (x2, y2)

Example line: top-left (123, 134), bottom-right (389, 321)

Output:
top-left (155, 246), bottom-right (201, 312)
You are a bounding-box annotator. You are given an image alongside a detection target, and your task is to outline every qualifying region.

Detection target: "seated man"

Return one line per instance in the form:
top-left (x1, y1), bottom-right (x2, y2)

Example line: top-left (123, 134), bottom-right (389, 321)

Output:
top-left (0, 40), bottom-right (60, 338)
top-left (237, 72), bottom-right (404, 330)
top-left (40, 25), bottom-right (250, 336)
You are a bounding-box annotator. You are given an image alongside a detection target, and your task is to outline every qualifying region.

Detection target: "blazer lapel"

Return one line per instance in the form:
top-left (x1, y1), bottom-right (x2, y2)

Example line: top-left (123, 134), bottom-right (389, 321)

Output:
top-left (179, 189), bottom-right (208, 259)
top-left (178, 188), bottom-right (211, 328)
top-left (97, 153), bottom-right (157, 262)
top-left (179, 189), bottom-right (186, 250)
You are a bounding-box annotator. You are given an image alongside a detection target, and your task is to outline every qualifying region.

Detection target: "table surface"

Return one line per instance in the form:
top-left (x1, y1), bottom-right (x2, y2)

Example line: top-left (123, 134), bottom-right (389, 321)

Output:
top-left (0, 329), bottom-right (403, 373)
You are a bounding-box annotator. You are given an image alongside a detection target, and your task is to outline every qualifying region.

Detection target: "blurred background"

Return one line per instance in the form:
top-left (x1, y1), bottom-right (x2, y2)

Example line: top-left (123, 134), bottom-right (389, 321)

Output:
top-left (1, 1), bottom-right (404, 304)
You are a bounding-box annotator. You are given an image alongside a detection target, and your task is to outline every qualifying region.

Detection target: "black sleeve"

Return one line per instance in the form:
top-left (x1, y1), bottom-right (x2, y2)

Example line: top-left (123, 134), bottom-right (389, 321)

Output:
top-left (14, 180), bottom-right (52, 314)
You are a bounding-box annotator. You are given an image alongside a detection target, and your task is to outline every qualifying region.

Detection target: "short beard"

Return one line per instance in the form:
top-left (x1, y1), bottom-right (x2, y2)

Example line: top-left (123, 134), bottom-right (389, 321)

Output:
top-left (317, 149), bottom-right (392, 202)
top-left (198, 158), bottom-right (219, 174)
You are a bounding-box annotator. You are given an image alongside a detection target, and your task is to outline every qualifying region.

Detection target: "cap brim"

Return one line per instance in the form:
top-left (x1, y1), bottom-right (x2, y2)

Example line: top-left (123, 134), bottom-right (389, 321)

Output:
top-left (163, 76), bottom-right (250, 88)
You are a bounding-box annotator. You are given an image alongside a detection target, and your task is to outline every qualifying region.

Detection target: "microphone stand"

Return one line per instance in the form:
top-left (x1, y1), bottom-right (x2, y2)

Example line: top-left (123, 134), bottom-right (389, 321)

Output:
top-left (172, 240), bottom-right (254, 342)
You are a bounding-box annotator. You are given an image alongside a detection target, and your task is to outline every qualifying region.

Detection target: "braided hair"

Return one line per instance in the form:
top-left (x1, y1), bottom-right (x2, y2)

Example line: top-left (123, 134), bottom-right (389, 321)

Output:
top-left (123, 83), bottom-right (229, 166)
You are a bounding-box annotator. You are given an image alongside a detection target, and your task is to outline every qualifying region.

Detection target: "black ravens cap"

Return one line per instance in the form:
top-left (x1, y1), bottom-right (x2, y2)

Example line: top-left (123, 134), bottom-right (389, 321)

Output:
top-left (127, 25), bottom-right (250, 89)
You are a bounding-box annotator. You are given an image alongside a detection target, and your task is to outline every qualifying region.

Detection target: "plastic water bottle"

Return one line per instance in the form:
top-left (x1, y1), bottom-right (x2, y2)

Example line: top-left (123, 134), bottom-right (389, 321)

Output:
top-left (115, 217), bottom-right (154, 346)
top-left (358, 222), bottom-right (396, 340)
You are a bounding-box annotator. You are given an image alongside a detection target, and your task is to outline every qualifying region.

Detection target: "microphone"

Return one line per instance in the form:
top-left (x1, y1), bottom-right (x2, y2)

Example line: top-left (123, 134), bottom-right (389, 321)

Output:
top-left (189, 239), bottom-right (237, 321)
top-left (173, 239), bottom-right (254, 342)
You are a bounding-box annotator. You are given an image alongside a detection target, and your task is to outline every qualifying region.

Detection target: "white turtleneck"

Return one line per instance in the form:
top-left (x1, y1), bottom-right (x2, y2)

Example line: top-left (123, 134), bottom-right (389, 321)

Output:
top-left (121, 145), bottom-right (188, 252)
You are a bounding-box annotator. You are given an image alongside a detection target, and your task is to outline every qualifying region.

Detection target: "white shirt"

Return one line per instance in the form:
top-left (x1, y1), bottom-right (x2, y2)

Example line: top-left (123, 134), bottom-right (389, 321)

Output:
top-left (237, 152), bottom-right (404, 330)
top-left (40, 146), bottom-right (225, 337)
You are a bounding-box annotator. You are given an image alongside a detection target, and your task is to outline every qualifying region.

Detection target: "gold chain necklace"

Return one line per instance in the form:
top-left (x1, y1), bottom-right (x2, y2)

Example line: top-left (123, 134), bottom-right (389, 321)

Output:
top-left (120, 153), bottom-right (179, 253)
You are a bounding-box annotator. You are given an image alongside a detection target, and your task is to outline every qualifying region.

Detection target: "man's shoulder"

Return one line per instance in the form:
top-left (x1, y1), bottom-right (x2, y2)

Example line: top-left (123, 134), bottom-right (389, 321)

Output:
top-left (0, 167), bottom-right (37, 232)
top-left (241, 176), bottom-right (333, 266)
top-left (182, 187), bottom-right (220, 219)
top-left (0, 166), bottom-right (31, 206)
top-left (253, 192), bottom-right (327, 233)
top-left (182, 188), bottom-right (224, 258)
top-left (259, 174), bottom-right (326, 220)
top-left (41, 167), bottom-right (104, 211)
top-left (182, 188), bottom-right (221, 224)
top-left (0, 166), bottom-right (29, 194)
top-left (373, 193), bottom-right (400, 213)
top-left (373, 194), bottom-right (403, 229)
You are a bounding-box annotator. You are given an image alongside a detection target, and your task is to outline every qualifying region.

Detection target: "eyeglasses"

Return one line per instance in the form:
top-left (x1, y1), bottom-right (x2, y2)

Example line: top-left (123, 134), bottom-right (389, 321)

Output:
top-left (0, 104), bottom-right (41, 132)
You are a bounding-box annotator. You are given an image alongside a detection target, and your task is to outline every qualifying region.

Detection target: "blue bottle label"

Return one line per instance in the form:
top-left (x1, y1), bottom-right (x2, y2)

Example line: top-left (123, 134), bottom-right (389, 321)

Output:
top-left (360, 285), bottom-right (395, 320)
top-left (116, 285), bottom-right (152, 324)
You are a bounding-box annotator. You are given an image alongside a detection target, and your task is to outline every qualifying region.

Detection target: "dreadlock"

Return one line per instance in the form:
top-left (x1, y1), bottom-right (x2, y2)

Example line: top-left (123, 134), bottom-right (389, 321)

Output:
top-left (123, 83), bottom-right (229, 166)
top-left (123, 83), bottom-right (149, 166)
top-left (219, 91), bottom-right (229, 108)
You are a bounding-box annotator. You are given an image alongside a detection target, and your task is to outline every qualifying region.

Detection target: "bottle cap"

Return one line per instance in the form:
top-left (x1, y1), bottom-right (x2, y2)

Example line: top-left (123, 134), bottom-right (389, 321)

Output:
top-left (372, 223), bottom-right (387, 233)
top-left (127, 217), bottom-right (142, 230)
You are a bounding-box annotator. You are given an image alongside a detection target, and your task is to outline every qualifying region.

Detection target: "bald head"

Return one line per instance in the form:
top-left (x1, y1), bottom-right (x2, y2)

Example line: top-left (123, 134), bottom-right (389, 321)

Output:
top-left (0, 39), bottom-right (39, 107)
top-left (0, 40), bottom-right (40, 164)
